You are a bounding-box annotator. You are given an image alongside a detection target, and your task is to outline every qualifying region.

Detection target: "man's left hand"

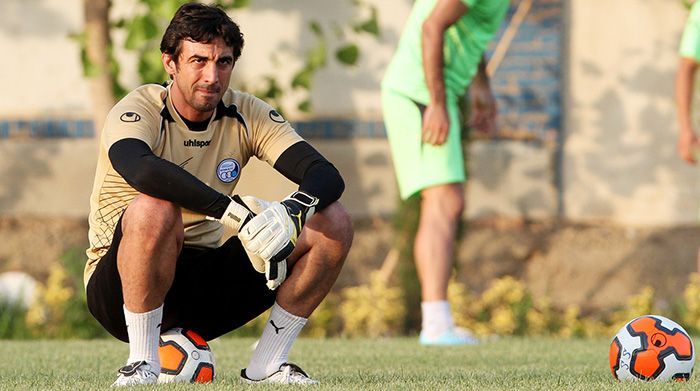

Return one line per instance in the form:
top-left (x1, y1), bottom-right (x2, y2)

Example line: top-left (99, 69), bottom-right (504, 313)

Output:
top-left (238, 191), bottom-right (319, 290)
top-left (468, 76), bottom-right (497, 135)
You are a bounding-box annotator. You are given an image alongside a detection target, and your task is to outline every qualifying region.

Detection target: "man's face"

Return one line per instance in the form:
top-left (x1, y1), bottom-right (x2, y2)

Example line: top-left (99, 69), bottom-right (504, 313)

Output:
top-left (163, 37), bottom-right (235, 121)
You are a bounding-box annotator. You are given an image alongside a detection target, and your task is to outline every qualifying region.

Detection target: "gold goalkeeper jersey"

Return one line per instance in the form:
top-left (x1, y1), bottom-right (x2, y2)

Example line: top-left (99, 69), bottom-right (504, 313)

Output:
top-left (85, 83), bottom-right (302, 285)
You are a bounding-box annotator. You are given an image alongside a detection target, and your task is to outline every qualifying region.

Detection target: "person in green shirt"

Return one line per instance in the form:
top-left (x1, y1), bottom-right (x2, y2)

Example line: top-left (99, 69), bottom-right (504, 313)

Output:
top-left (677, 0), bottom-right (700, 165)
top-left (677, 0), bottom-right (700, 273)
top-left (382, 0), bottom-right (508, 345)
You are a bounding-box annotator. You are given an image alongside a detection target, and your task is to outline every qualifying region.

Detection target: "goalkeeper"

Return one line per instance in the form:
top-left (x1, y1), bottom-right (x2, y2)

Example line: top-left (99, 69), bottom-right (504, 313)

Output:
top-left (83, 3), bottom-right (352, 387)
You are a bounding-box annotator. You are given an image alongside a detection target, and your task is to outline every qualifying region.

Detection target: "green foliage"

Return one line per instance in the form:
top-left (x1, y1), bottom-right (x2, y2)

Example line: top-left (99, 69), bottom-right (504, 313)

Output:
top-left (339, 272), bottom-right (405, 337)
top-left (81, 0), bottom-right (381, 111)
top-left (297, 99), bottom-right (312, 113)
top-left (71, 31), bottom-right (96, 78)
top-left (7, 256), bottom-right (700, 341)
top-left (0, 300), bottom-right (31, 339)
top-left (23, 248), bottom-right (107, 339)
top-left (447, 276), bottom-right (687, 339)
top-left (392, 194), bottom-right (422, 333)
top-left (305, 294), bottom-right (342, 338)
top-left (280, 2), bottom-right (380, 113)
top-left (335, 44), bottom-right (360, 65)
top-left (70, 30), bottom-right (127, 98)
top-left (353, 5), bottom-right (380, 36)
top-left (292, 66), bottom-right (316, 90)
top-left (123, 15), bottom-right (159, 50)
top-left (680, 273), bottom-right (700, 334)
top-left (213, 0), bottom-right (250, 8)
top-left (57, 249), bottom-right (109, 339)
top-left (113, 0), bottom-right (187, 87)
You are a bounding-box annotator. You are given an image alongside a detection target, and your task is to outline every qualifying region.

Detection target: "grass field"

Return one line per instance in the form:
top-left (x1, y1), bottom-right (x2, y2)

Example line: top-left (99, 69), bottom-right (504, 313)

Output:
top-left (0, 337), bottom-right (697, 390)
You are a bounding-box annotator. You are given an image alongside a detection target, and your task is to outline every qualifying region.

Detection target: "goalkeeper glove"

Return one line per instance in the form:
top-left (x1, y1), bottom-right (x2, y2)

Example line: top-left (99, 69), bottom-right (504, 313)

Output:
top-left (209, 195), bottom-right (286, 290)
top-left (238, 191), bottom-right (319, 290)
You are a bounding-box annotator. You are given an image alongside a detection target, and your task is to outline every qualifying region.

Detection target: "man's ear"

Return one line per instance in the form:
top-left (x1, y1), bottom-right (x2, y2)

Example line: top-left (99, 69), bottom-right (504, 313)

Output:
top-left (162, 53), bottom-right (177, 77)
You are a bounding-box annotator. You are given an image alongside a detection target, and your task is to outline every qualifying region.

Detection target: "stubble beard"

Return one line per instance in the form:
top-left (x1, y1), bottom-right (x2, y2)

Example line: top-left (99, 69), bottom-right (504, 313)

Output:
top-left (191, 98), bottom-right (217, 113)
top-left (191, 87), bottom-right (221, 113)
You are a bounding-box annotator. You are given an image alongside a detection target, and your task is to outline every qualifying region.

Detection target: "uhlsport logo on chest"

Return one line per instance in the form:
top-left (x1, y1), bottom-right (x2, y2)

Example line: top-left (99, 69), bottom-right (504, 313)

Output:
top-left (184, 139), bottom-right (211, 148)
top-left (216, 158), bottom-right (241, 183)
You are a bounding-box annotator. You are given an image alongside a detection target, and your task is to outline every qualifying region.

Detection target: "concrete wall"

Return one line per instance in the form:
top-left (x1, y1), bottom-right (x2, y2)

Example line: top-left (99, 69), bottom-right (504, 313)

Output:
top-left (0, 137), bottom-right (553, 220)
top-left (1, 0), bottom-right (697, 226)
top-left (564, 0), bottom-right (697, 225)
top-left (0, 0), bottom-right (411, 119)
top-left (0, 1), bottom-right (88, 118)
top-left (0, 139), bottom-right (98, 217)
top-left (0, 0), bottom-right (559, 222)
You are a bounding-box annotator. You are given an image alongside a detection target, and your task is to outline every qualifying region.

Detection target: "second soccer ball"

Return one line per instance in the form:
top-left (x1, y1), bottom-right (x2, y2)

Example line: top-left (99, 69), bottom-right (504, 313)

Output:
top-left (609, 315), bottom-right (694, 381)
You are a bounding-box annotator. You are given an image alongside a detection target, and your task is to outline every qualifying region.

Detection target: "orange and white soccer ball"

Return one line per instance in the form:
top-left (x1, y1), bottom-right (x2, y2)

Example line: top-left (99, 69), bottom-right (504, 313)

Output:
top-left (609, 315), bottom-right (694, 381)
top-left (158, 328), bottom-right (215, 383)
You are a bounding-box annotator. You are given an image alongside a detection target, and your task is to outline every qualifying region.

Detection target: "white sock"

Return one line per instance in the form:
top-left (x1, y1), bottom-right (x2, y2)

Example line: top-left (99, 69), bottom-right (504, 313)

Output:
top-left (421, 300), bottom-right (454, 337)
top-left (245, 302), bottom-right (307, 380)
top-left (124, 304), bottom-right (162, 374)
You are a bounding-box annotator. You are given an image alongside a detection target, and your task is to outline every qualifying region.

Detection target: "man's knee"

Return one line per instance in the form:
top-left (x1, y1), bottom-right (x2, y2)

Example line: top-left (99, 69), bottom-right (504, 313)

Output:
top-left (302, 202), bottom-right (354, 261)
top-left (315, 202), bottom-right (353, 243)
top-left (422, 184), bottom-right (465, 221)
top-left (122, 195), bottom-right (184, 245)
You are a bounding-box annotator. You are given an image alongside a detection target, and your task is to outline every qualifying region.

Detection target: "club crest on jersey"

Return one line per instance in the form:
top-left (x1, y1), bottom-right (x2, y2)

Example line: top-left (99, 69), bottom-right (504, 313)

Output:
top-left (269, 110), bottom-right (286, 123)
top-left (120, 112), bottom-right (141, 122)
top-left (216, 158), bottom-right (240, 183)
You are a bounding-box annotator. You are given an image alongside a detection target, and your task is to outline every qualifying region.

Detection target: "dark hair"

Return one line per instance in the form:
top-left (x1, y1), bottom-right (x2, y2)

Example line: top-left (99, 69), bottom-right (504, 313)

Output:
top-left (160, 2), bottom-right (244, 63)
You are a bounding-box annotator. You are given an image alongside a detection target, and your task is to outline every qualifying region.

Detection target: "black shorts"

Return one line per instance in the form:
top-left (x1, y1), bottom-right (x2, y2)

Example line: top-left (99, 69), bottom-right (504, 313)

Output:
top-left (86, 217), bottom-right (276, 342)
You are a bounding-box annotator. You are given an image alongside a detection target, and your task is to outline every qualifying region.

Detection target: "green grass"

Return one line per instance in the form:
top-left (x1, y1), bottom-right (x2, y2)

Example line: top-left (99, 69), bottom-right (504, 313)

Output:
top-left (0, 337), bottom-right (697, 390)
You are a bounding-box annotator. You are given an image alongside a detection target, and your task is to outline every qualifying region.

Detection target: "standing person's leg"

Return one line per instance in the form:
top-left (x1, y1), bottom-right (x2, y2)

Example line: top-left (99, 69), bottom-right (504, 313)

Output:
top-left (382, 88), bottom-right (474, 345)
top-left (416, 183), bottom-right (479, 344)
top-left (415, 183), bottom-right (464, 302)
top-left (242, 202), bottom-right (353, 383)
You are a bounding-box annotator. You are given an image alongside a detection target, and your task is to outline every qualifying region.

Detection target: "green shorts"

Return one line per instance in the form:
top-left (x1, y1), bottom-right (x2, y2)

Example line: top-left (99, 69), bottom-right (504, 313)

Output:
top-left (382, 88), bottom-right (466, 200)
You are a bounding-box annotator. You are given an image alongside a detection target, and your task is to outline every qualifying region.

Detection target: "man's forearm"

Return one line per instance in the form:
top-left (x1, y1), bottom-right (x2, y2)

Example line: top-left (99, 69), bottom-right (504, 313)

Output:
top-left (422, 21), bottom-right (446, 106)
top-left (109, 138), bottom-right (231, 218)
top-left (677, 58), bottom-right (698, 133)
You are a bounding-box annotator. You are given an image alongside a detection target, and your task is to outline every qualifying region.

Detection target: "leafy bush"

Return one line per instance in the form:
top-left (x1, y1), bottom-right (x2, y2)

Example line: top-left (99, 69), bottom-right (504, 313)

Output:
top-left (7, 246), bottom-right (700, 340)
top-left (0, 299), bottom-right (31, 339)
top-left (24, 248), bottom-right (107, 339)
top-left (339, 271), bottom-right (405, 337)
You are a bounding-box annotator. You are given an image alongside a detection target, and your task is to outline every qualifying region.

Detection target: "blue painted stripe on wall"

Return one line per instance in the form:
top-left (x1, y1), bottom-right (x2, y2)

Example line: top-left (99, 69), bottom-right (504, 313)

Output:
top-left (0, 119), bottom-right (95, 139)
top-left (0, 118), bottom-right (386, 139)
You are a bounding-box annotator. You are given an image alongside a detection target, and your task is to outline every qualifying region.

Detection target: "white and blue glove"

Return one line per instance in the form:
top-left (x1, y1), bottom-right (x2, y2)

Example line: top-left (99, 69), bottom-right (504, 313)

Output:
top-left (238, 191), bottom-right (319, 290)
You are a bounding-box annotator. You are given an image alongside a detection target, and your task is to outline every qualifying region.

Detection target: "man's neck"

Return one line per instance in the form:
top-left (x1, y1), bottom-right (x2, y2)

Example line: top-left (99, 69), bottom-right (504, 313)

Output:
top-left (180, 116), bottom-right (210, 131)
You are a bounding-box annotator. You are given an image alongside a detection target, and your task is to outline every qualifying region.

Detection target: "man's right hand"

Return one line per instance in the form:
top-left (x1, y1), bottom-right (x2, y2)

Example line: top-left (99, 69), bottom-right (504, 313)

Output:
top-left (679, 129), bottom-right (700, 164)
top-left (422, 103), bottom-right (450, 146)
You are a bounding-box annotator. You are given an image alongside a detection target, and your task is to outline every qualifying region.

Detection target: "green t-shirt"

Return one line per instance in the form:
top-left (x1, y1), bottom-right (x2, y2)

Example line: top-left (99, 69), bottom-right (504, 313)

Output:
top-left (382, 0), bottom-right (509, 104)
top-left (680, 1), bottom-right (700, 61)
